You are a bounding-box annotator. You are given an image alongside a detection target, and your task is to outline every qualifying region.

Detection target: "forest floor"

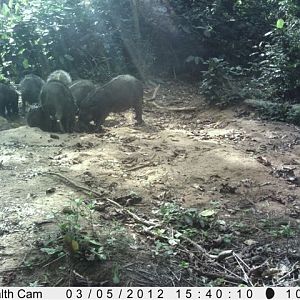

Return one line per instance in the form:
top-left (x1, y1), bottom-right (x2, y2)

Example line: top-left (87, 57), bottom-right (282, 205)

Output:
top-left (0, 81), bottom-right (299, 287)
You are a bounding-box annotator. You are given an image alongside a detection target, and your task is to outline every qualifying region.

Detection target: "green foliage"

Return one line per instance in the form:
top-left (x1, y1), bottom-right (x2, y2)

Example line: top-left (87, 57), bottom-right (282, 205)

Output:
top-left (286, 104), bottom-right (300, 125)
top-left (168, 0), bottom-right (276, 65)
top-left (250, 7), bottom-right (300, 104)
top-left (0, 0), bottom-right (299, 113)
top-left (112, 263), bottom-right (121, 285)
top-left (0, 0), bottom-right (145, 81)
top-left (245, 99), bottom-right (300, 124)
top-left (153, 240), bottom-right (176, 257)
top-left (200, 58), bottom-right (245, 106)
top-left (276, 19), bottom-right (285, 29)
top-left (278, 223), bottom-right (295, 238)
top-left (159, 202), bottom-right (216, 231)
top-left (268, 222), bottom-right (295, 239)
top-left (40, 199), bottom-right (132, 263)
top-left (244, 99), bottom-right (290, 121)
top-left (152, 202), bottom-right (218, 256)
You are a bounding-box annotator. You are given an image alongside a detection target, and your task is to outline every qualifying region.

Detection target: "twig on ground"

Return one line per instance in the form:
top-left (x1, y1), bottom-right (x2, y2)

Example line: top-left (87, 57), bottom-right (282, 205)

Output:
top-left (248, 259), bottom-right (269, 278)
top-left (54, 278), bottom-right (64, 287)
top-left (233, 252), bottom-right (253, 286)
top-left (42, 254), bottom-right (66, 269)
top-left (275, 261), bottom-right (299, 285)
top-left (144, 84), bottom-right (197, 111)
top-left (45, 172), bottom-right (158, 227)
top-left (144, 84), bottom-right (160, 101)
top-left (178, 243), bottom-right (246, 285)
top-left (127, 161), bottom-right (153, 172)
top-left (45, 172), bottom-right (107, 196)
top-left (180, 235), bottom-right (222, 260)
top-left (149, 101), bottom-right (197, 112)
top-left (194, 268), bottom-right (247, 284)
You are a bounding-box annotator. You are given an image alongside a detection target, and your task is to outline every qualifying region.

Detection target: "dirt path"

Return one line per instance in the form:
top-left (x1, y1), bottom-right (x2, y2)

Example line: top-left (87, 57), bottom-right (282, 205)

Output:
top-left (0, 82), bottom-right (299, 286)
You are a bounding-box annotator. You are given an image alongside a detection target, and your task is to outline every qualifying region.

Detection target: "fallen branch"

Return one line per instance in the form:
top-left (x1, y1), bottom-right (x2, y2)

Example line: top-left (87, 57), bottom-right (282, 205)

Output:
top-left (233, 252), bottom-right (253, 286)
top-left (195, 268), bottom-right (247, 285)
top-left (127, 161), bottom-right (153, 172)
top-left (275, 261), bottom-right (299, 285)
top-left (144, 84), bottom-right (197, 112)
top-left (178, 244), bottom-right (247, 285)
top-left (45, 172), bottom-right (107, 196)
top-left (144, 84), bottom-right (160, 101)
top-left (45, 172), bottom-right (157, 227)
top-left (149, 101), bottom-right (197, 112)
top-left (180, 235), bottom-right (217, 260)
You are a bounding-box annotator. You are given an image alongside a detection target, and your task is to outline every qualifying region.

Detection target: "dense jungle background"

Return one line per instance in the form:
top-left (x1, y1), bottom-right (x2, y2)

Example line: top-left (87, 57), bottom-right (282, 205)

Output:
top-left (0, 0), bottom-right (299, 287)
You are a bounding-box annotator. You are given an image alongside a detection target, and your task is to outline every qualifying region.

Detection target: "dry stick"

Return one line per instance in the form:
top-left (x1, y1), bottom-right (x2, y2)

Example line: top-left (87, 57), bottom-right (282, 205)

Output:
top-left (178, 244), bottom-right (246, 285)
top-left (127, 161), bottom-right (153, 172)
top-left (54, 278), bottom-right (64, 287)
top-left (144, 84), bottom-right (197, 112)
top-left (42, 253), bottom-right (66, 269)
top-left (183, 244), bottom-right (244, 284)
top-left (181, 236), bottom-right (233, 262)
top-left (232, 252), bottom-right (253, 287)
top-left (248, 259), bottom-right (269, 277)
top-left (233, 252), bottom-right (251, 270)
top-left (194, 268), bottom-right (246, 285)
top-left (46, 172), bottom-right (107, 195)
top-left (180, 235), bottom-right (216, 260)
top-left (149, 101), bottom-right (197, 112)
top-left (45, 172), bottom-right (157, 227)
top-left (275, 261), bottom-right (299, 285)
top-left (144, 84), bottom-right (160, 101)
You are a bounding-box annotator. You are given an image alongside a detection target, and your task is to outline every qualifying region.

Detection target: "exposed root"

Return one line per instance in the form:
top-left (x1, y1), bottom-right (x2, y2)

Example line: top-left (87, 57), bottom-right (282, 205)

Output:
top-left (144, 84), bottom-right (160, 101)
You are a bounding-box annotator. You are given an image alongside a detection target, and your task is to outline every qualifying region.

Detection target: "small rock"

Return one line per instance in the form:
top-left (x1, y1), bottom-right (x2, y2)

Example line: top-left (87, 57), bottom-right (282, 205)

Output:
top-left (46, 187), bottom-right (56, 194)
top-left (0, 116), bottom-right (11, 131)
top-left (50, 134), bottom-right (60, 139)
top-left (244, 239), bottom-right (257, 246)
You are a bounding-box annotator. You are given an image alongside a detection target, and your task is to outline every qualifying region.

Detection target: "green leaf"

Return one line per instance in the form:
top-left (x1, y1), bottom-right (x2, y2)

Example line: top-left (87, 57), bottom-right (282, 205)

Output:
top-left (18, 48), bottom-right (26, 55)
top-left (112, 264), bottom-right (120, 284)
top-left (71, 240), bottom-right (79, 252)
top-left (185, 55), bottom-right (194, 63)
top-left (200, 209), bottom-right (216, 217)
top-left (8, 0), bottom-right (13, 9)
top-left (22, 59), bottom-right (30, 69)
top-left (15, 3), bottom-right (20, 13)
top-left (276, 19), bottom-right (285, 29)
top-left (64, 54), bottom-right (74, 61)
top-left (2, 4), bottom-right (10, 16)
top-left (112, 272), bottom-right (120, 284)
top-left (40, 247), bottom-right (59, 255)
top-left (168, 237), bottom-right (180, 246)
top-left (179, 261), bottom-right (189, 268)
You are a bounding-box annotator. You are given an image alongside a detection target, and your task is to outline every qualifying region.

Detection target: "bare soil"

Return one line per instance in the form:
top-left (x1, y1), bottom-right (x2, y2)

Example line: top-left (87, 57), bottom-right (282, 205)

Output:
top-left (0, 81), bottom-right (299, 287)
